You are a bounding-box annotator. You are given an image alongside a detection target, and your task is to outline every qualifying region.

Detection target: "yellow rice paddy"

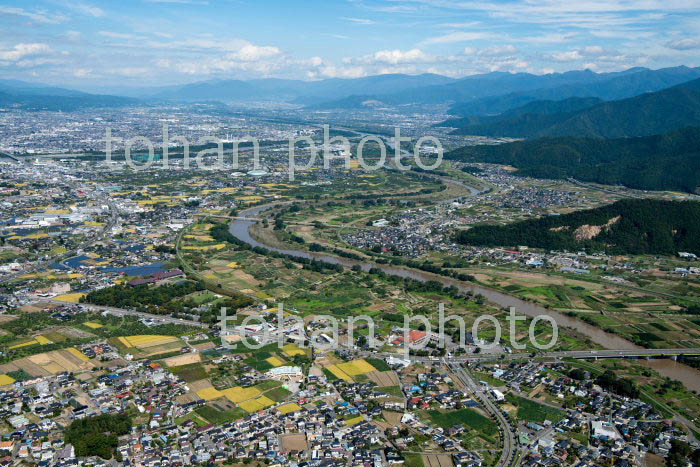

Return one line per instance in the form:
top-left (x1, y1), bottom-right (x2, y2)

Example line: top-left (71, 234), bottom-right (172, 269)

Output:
top-left (54, 293), bottom-right (86, 303)
top-left (220, 386), bottom-right (261, 403)
top-left (196, 387), bottom-right (224, 401)
top-left (66, 347), bottom-right (91, 362)
top-left (0, 374), bottom-right (16, 386)
top-left (265, 356), bottom-right (285, 367)
top-left (281, 344), bottom-right (305, 357)
top-left (277, 403), bottom-right (302, 414)
top-left (239, 395), bottom-right (275, 413)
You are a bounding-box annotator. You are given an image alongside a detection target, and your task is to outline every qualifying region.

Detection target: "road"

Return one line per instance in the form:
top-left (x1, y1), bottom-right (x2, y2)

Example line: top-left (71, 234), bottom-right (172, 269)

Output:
top-left (361, 348), bottom-right (700, 365)
top-left (43, 299), bottom-right (209, 328)
top-left (448, 362), bottom-right (517, 467)
top-left (0, 196), bottom-right (119, 283)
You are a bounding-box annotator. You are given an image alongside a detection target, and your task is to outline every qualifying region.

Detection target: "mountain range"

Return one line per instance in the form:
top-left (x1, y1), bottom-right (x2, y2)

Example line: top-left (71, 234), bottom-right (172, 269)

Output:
top-left (0, 79), bottom-right (136, 111)
top-left (4, 66), bottom-right (700, 113)
top-left (442, 77), bottom-right (700, 138)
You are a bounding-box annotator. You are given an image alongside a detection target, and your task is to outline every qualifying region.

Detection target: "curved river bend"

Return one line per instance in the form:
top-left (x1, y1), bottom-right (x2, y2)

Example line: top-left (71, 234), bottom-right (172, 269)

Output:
top-left (229, 202), bottom-right (700, 391)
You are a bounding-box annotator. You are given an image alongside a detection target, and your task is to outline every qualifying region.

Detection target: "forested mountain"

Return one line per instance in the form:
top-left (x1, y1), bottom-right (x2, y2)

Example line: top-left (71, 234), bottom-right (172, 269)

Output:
top-left (445, 127), bottom-right (700, 192)
top-left (0, 79), bottom-right (137, 111)
top-left (448, 65), bottom-right (700, 116)
top-left (440, 97), bottom-right (602, 136)
top-left (455, 199), bottom-right (700, 255)
top-left (0, 90), bottom-right (137, 111)
top-left (448, 78), bottom-right (700, 138)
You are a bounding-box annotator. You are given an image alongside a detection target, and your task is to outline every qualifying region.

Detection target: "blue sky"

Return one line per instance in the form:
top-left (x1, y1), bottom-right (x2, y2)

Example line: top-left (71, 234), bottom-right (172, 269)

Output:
top-left (1, 0), bottom-right (699, 88)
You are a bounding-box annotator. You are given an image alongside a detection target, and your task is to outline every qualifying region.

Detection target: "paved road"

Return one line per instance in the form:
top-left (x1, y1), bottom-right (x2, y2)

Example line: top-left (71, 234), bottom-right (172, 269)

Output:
top-left (448, 362), bottom-right (517, 467)
top-left (43, 299), bottom-right (209, 328)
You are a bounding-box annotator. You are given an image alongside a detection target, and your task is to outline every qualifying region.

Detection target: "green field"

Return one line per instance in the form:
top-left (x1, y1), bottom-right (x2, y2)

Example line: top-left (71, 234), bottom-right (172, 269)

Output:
top-left (506, 394), bottom-right (564, 423)
top-left (169, 363), bottom-right (208, 382)
top-left (195, 405), bottom-right (247, 425)
top-left (265, 386), bottom-right (292, 402)
top-left (426, 408), bottom-right (498, 436)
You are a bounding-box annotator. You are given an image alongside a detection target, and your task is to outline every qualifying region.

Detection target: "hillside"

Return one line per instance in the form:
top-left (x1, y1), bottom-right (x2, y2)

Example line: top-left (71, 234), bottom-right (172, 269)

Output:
top-left (440, 97), bottom-right (602, 137)
top-left (448, 65), bottom-right (700, 116)
top-left (445, 127), bottom-right (700, 193)
top-left (0, 79), bottom-right (137, 111)
top-left (448, 78), bottom-right (700, 138)
top-left (455, 199), bottom-right (700, 255)
top-left (0, 91), bottom-right (137, 111)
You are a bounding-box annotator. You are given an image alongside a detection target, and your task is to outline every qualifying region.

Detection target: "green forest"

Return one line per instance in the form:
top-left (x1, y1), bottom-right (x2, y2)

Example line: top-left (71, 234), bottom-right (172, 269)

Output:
top-left (66, 413), bottom-right (132, 459)
top-left (81, 281), bottom-right (204, 314)
top-left (446, 127), bottom-right (700, 193)
top-left (455, 199), bottom-right (700, 255)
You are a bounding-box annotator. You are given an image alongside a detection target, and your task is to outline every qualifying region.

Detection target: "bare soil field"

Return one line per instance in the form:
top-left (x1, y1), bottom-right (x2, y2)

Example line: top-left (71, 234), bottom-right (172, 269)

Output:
top-left (164, 353), bottom-right (201, 367)
top-left (422, 454), bottom-right (454, 467)
top-left (281, 433), bottom-right (308, 451)
top-left (367, 370), bottom-right (400, 386)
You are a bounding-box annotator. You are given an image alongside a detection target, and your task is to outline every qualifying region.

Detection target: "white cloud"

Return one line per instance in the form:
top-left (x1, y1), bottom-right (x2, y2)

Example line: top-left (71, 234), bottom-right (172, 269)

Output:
top-left (421, 32), bottom-right (494, 45)
top-left (666, 38), bottom-right (700, 50)
top-left (343, 17), bottom-right (376, 25)
top-left (0, 6), bottom-right (67, 24)
top-left (66, 2), bottom-right (105, 17)
top-left (0, 43), bottom-right (53, 61)
top-left (464, 45), bottom-right (518, 56)
top-left (226, 44), bottom-right (282, 61)
top-left (65, 31), bottom-right (82, 41)
top-left (319, 65), bottom-right (367, 78)
top-left (73, 68), bottom-right (92, 78)
top-left (552, 50), bottom-right (584, 61)
top-left (99, 31), bottom-right (144, 40)
top-left (351, 48), bottom-right (433, 65)
top-left (551, 46), bottom-right (607, 61)
top-left (582, 45), bottom-right (605, 55)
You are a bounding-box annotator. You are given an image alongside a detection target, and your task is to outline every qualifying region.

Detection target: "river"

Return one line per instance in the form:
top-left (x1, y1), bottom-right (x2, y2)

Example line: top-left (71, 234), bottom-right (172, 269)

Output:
top-left (229, 201), bottom-right (700, 391)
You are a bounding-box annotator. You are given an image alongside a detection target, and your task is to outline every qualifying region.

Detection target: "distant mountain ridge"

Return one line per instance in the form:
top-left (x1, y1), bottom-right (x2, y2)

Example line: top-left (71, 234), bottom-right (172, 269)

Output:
top-left (153, 73), bottom-right (455, 103)
top-left (0, 80), bottom-right (136, 111)
top-left (4, 66), bottom-right (700, 112)
top-left (445, 77), bottom-right (700, 138)
top-left (447, 65), bottom-right (700, 116)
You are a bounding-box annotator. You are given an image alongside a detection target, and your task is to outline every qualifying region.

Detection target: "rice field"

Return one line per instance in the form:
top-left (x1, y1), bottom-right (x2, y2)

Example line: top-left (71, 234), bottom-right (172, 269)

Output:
top-left (220, 386), bottom-right (261, 403)
top-left (8, 334), bottom-right (57, 349)
top-left (277, 402), bottom-right (302, 414)
top-left (239, 395), bottom-right (275, 413)
top-left (265, 356), bottom-right (285, 367)
top-left (83, 322), bottom-right (104, 329)
top-left (281, 343), bottom-right (305, 357)
top-left (345, 416), bottom-right (364, 426)
top-left (53, 293), bottom-right (86, 303)
top-left (196, 387), bottom-right (224, 401)
top-left (325, 359), bottom-right (377, 382)
top-left (0, 374), bottom-right (16, 386)
top-left (118, 335), bottom-right (180, 349)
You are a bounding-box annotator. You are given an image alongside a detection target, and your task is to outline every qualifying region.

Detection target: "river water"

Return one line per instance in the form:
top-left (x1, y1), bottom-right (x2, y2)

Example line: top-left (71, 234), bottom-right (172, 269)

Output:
top-left (230, 202), bottom-right (700, 391)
